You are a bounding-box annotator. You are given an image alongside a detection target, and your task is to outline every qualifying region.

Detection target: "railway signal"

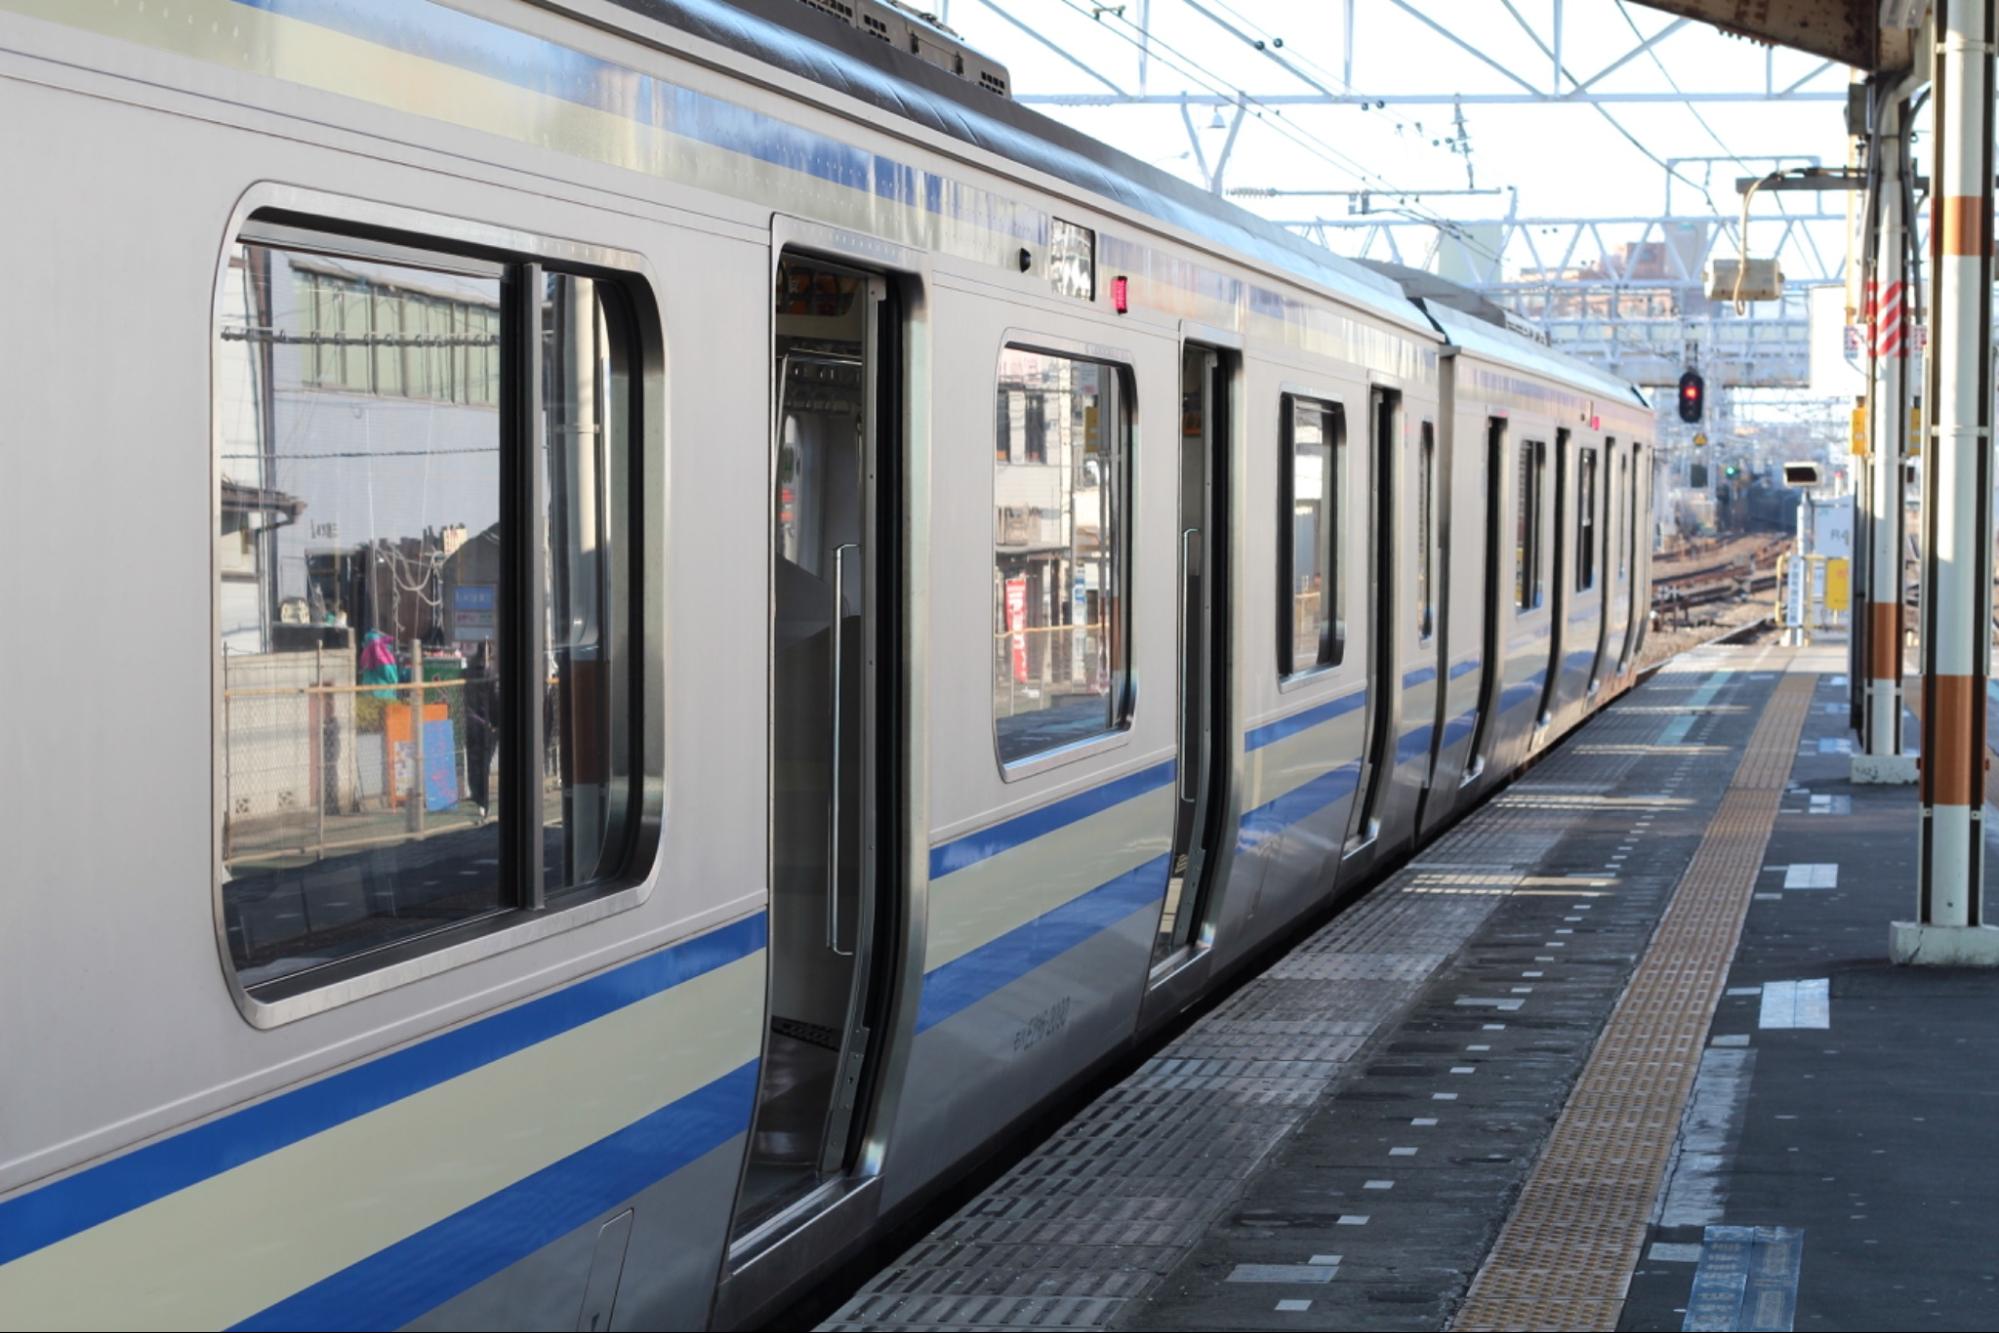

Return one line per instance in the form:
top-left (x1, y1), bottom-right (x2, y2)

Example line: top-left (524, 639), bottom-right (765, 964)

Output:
top-left (1677, 368), bottom-right (1705, 423)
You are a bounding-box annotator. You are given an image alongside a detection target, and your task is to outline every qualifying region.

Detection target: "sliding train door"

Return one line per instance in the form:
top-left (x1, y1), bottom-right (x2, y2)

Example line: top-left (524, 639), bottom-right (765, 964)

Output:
top-left (733, 248), bottom-right (900, 1249)
top-left (1151, 342), bottom-right (1233, 975)
top-left (1464, 417), bottom-right (1507, 782)
top-left (1343, 388), bottom-right (1398, 855)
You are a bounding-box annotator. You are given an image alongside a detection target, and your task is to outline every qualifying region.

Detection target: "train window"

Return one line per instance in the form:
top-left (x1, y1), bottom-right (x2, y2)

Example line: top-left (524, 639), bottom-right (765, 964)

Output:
top-left (993, 346), bottom-right (1131, 765)
top-left (1577, 446), bottom-right (1598, 592)
top-left (1416, 421), bottom-right (1435, 640)
top-left (216, 224), bottom-right (646, 1001)
top-left (1281, 394), bottom-right (1346, 675)
top-left (1618, 451), bottom-right (1631, 581)
top-left (1514, 439), bottom-right (1549, 611)
top-left (1511, 443), bottom-right (1527, 611)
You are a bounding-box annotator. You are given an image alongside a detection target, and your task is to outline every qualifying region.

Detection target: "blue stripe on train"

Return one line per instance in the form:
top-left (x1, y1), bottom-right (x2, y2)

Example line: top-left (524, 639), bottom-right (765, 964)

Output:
top-left (232, 1062), bottom-right (761, 1332)
top-left (928, 761), bottom-right (1177, 880)
top-left (916, 855), bottom-right (1171, 1032)
top-left (921, 764), bottom-right (1372, 1029)
top-left (0, 914), bottom-right (768, 1267)
top-left (1439, 708), bottom-right (1479, 749)
top-left (1239, 761), bottom-right (1361, 852)
top-left (1395, 724), bottom-right (1434, 767)
top-left (1244, 689), bottom-right (1366, 752)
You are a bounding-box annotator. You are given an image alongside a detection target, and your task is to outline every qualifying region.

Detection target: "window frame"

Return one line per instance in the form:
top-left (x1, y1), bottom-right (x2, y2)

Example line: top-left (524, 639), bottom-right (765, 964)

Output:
top-left (989, 337), bottom-right (1138, 780)
top-left (1278, 391), bottom-right (1347, 686)
top-left (211, 203), bottom-right (666, 1029)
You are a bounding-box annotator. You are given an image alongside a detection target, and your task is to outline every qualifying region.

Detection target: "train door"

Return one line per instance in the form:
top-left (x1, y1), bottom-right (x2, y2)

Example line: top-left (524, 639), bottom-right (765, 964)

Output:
top-left (1464, 417), bottom-right (1507, 782)
top-left (735, 250), bottom-right (899, 1243)
top-left (1343, 388), bottom-right (1397, 854)
top-left (1535, 428), bottom-right (1571, 729)
top-left (1620, 443), bottom-right (1648, 670)
top-left (1412, 418), bottom-right (1445, 798)
top-left (1593, 441), bottom-right (1625, 693)
top-left (1151, 343), bottom-right (1232, 971)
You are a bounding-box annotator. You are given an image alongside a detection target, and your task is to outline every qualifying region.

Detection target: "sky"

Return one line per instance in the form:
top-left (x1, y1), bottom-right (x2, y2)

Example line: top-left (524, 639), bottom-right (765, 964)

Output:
top-left (929, 0), bottom-right (1871, 438)
top-left (933, 0), bottom-right (1854, 267)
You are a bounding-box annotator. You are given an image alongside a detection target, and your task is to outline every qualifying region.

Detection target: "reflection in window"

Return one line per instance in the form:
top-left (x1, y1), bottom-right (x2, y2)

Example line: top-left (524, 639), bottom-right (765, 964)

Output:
top-left (1515, 441), bottom-right (1544, 610)
top-left (1282, 395), bottom-right (1345, 675)
top-left (1617, 452), bottom-right (1631, 581)
top-left (993, 347), bottom-right (1128, 764)
top-left (215, 235), bottom-right (637, 993)
top-left (1577, 445), bottom-right (1599, 592)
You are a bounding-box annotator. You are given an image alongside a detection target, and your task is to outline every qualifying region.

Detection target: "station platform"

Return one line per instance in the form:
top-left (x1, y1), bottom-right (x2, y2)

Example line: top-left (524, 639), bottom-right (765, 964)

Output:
top-left (819, 639), bottom-right (1999, 1332)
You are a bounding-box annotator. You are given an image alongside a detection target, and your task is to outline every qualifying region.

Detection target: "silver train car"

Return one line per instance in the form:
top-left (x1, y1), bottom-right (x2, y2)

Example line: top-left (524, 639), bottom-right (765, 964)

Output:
top-left (0, 1), bottom-right (1653, 1327)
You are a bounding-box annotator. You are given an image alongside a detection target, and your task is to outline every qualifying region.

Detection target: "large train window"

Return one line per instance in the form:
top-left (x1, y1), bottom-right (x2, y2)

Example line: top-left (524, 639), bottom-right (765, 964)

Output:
top-left (1576, 445), bottom-right (1599, 591)
top-left (1281, 394), bottom-right (1346, 675)
top-left (993, 345), bottom-right (1132, 766)
top-left (1515, 440), bottom-right (1545, 610)
top-left (215, 218), bottom-right (653, 1009)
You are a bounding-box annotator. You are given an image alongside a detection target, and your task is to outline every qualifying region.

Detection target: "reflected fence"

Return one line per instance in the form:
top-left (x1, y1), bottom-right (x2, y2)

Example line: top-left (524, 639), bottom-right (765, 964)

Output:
top-left (993, 620), bottom-right (1111, 720)
top-left (221, 648), bottom-right (551, 867)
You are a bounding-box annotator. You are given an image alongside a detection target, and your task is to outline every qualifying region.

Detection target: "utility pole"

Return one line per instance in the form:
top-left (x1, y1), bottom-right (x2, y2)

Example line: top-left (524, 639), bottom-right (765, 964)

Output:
top-left (1895, 0), bottom-right (1999, 964)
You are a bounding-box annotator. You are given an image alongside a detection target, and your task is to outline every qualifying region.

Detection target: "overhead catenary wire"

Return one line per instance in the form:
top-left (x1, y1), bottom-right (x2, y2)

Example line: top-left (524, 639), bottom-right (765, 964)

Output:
top-left (1049, 0), bottom-right (1506, 265)
top-left (1179, 0), bottom-right (1480, 183)
top-left (1611, 0), bottom-right (1832, 284)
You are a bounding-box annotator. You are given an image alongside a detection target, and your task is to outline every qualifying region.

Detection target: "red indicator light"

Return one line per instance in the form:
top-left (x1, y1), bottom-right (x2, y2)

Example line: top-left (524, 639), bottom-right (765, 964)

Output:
top-left (1111, 275), bottom-right (1129, 314)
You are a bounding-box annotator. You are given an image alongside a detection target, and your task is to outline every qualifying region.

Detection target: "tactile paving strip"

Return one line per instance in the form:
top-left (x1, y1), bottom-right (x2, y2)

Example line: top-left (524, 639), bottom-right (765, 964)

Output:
top-left (1449, 668), bottom-right (1816, 1333)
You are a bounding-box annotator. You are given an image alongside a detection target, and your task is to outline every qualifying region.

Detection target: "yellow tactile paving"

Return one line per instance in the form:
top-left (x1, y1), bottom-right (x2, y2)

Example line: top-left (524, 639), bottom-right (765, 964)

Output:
top-left (1451, 666), bottom-right (1817, 1333)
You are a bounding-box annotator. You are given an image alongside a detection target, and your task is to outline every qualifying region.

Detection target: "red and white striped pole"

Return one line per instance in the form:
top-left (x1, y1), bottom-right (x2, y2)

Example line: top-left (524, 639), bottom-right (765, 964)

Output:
top-left (1855, 93), bottom-right (1916, 782)
top-left (1898, 0), bottom-right (1999, 963)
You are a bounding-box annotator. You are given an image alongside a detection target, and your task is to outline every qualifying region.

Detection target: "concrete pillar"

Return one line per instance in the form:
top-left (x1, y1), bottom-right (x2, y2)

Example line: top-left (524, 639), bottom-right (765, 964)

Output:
top-left (1895, 0), bottom-right (1999, 965)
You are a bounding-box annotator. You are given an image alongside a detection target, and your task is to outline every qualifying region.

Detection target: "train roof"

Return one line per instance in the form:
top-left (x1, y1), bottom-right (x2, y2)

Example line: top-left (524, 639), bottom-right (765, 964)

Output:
top-left (608, 0), bottom-right (1427, 331)
top-left (606, 0), bottom-right (1644, 405)
top-left (1419, 299), bottom-right (1652, 411)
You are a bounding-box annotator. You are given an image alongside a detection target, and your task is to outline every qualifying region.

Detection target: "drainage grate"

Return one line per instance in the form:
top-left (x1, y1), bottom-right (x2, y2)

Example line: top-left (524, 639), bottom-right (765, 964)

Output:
top-left (1449, 670), bottom-right (1816, 1333)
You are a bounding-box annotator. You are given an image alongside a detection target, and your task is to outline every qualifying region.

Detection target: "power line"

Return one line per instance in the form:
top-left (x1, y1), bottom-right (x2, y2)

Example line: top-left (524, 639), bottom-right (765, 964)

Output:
top-left (1051, 0), bottom-right (1505, 263)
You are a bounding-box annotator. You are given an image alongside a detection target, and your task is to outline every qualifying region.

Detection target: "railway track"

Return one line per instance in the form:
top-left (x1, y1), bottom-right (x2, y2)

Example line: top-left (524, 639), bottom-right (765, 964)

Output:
top-left (1652, 534), bottom-right (1787, 615)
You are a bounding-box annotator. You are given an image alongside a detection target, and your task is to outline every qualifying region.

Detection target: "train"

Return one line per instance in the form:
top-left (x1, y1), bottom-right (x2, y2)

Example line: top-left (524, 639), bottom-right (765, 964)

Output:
top-left (0, 0), bottom-right (1653, 1328)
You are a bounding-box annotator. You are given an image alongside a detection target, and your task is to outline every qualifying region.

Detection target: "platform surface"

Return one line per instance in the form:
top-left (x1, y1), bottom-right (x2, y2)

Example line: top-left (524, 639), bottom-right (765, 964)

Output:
top-left (821, 640), bottom-right (1999, 1332)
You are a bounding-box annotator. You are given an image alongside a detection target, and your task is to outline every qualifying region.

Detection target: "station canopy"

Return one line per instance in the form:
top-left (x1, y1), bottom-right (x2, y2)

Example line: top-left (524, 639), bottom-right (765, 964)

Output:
top-left (1635, 0), bottom-right (1915, 72)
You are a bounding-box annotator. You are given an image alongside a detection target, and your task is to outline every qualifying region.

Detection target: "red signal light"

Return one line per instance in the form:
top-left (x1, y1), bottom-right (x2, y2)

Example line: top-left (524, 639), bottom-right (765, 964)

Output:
top-left (1111, 275), bottom-right (1129, 314)
top-left (1677, 369), bottom-right (1705, 423)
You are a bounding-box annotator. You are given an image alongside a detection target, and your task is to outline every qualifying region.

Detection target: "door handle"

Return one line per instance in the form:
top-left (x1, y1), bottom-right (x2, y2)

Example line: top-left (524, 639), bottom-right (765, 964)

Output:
top-left (829, 542), bottom-right (858, 958)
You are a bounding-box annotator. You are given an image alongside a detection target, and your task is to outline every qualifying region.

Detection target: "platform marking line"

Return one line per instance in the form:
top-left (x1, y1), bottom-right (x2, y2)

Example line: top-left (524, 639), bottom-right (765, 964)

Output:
top-left (1449, 669), bottom-right (1815, 1333)
top-left (1781, 864), bottom-right (1838, 890)
top-left (1757, 980), bottom-right (1830, 1030)
top-left (1681, 1225), bottom-right (1805, 1332)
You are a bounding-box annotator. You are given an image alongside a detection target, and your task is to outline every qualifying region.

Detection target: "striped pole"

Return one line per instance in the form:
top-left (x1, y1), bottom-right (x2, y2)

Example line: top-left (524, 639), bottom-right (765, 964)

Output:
top-left (1911, 0), bottom-right (1996, 946)
top-left (1861, 94), bottom-right (1910, 765)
